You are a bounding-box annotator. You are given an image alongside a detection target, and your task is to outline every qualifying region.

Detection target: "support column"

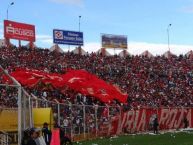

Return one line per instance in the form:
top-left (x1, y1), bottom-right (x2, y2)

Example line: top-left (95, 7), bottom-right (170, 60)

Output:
top-left (29, 41), bottom-right (34, 49)
top-left (190, 52), bottom-right (193, 60)
top-left (18, 40), bottom-right (21, 48)
top-left (123, 50), bottom-right (127, 57)
top-left (78, 46), bottom-right (82, 55)
top-left (57, 104), bottom-right (61, 126)
top-left (101, 48), bottom-right (106, 56)
top-left (55, 44), bottom-right (59, 52)
top-left (18, 85), bottom-right (22, 145)
top-left (5, 38), bottom-right (10, 47)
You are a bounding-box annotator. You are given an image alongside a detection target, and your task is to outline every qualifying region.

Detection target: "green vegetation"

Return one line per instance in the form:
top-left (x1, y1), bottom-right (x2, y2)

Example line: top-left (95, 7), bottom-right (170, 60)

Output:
top-left (75, 132), bottom-right (193, 145)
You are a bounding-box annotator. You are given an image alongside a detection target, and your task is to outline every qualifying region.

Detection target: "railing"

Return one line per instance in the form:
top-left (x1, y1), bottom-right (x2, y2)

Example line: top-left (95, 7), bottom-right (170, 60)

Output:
top-left (0, 131), bottom-right (9, 145)
top-left (0, 65), bottom-right (33, 145)
top-left (30, 95), bottom-right (193, 142)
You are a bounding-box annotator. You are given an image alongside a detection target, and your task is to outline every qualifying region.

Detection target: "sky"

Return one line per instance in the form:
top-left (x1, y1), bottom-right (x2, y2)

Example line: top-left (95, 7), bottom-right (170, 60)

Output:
top-left (1, 0), bottom-right (193, 55)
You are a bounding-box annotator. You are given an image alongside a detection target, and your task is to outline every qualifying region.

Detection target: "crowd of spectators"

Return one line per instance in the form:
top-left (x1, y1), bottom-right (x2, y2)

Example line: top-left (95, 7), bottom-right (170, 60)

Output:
top-left (0, 86), bottom-right (18, 107)
top-left (0, 46), bottom-right (193, 109)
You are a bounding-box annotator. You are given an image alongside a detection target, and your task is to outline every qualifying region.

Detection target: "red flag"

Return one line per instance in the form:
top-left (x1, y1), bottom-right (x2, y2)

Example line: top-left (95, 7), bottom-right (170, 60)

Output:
top-left (8, 69), bottom-right (127, 103)
top-left (62, 70), bottom-right (127, 103)
top-left (50, 129), bottom-right (60, 145)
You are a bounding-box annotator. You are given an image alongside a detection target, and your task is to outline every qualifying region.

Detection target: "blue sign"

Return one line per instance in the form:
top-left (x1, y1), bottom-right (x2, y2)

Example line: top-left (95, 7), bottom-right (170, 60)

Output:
top-left (53, 29), bottom-right (83, 46)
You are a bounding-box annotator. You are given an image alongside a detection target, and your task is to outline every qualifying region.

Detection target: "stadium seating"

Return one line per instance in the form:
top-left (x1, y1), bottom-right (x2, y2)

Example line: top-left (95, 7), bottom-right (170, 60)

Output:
top-left (0, 46), bottom-right (193, 109)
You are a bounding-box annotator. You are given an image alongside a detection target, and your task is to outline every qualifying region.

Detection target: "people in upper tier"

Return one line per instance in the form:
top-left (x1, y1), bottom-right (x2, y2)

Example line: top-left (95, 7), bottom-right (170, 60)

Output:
top-left (0, 46), bottom-right (193, 109)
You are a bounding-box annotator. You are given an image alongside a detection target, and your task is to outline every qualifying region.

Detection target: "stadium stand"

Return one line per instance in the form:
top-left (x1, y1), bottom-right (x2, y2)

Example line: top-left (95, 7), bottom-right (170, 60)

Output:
top-left (0, 46), bottom-right (193, 144)
top-left (0, 46), bottom-right (193, 109)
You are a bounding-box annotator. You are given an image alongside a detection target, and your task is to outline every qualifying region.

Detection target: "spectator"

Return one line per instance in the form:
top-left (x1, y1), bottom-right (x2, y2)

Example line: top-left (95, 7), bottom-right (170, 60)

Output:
top-left (42, 122), bottom-right (52, 145)
top-left (27, 128), bottom-right (39, 145)
top-left (153, 117), bottom-right (159, 134)
top-left (183, 116), bottom-right (189, 128)
top-left (0, 46), bottom-right (193, 109)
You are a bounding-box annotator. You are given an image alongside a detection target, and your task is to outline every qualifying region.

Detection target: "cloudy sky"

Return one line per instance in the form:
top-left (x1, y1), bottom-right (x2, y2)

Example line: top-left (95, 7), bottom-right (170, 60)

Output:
top-left (1, 0), bottom-right (193, 55)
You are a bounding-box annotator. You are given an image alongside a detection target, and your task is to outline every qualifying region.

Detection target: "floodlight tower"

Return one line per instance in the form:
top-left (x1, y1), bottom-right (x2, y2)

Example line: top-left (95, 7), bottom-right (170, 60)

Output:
top-left (7, 2), bottom-right (14, 20)
top-left (79, 15), bottom-right (81, 32)
top-left (167, 24), bottom-right (172, 52)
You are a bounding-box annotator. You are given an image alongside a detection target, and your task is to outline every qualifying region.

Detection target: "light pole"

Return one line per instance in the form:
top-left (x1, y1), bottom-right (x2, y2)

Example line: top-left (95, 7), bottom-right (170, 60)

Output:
top-left (78, 16), bottom-right (82, 51)
top-left (167, 24), bottom-right (172, 52)
top-left (79, 15), bottom-right (81, 32)
top-left (7, 2), bottom-right (14, 20)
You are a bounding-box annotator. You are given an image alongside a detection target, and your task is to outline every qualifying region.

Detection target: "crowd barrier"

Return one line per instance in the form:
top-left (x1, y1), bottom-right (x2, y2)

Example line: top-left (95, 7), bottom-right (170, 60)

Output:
top-left (31, 97), bottom-right (192, 142)
top-left (0, 131), bottom-right (9, 145)
top-left (0, 90), bottom-right (191, 144)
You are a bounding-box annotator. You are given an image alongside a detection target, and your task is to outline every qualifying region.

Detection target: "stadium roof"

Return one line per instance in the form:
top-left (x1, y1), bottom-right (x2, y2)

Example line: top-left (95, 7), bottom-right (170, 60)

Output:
top-left (50, 44), bottom-right (64, 53)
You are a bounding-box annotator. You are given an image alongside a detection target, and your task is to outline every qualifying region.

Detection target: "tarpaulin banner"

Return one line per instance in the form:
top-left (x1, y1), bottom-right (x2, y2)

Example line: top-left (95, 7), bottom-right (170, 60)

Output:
top-left (4, 20), bottom-right (35, 42)
top-left (61, 70), bottom-right (127, 103)
top-left (3, 68), bottom-right (127, 103)
top-left (53, 29), bottom-right (83, 46)
top-left (98, 108), bottom-right (192, 136)
top-left (101, 34), bottom-right (127, 49)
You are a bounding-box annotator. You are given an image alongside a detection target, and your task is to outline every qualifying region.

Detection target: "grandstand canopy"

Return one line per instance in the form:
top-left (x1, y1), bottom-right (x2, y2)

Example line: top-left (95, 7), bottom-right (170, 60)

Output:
top-left (163, 51), bottom-right (176, 58)
top-left (0, 39), bottom-right (14, 47)
top-left (50, 44), bottom-right (64, 53)
top-left (186, 50), bottom-right (193, 58)
top-left (140, 50), bottom-right (154, 58)
top-left (73, 47), bottom-right (87, 55)
top-left (0, 39), bottom-right (6, 47)
top-left (97, 49), bottom-right (111, 56)
top-left (119, 50), bottom-right (131, 57)
top-left (25, 42), bottom-right (37, 49)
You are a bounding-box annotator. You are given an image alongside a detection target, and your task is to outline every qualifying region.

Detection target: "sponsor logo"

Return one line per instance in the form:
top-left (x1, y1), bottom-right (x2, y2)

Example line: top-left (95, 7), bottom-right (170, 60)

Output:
top-left (54, 31), bottom-right (63, 39)
top-left (6, 23), bottom-right (34, 37)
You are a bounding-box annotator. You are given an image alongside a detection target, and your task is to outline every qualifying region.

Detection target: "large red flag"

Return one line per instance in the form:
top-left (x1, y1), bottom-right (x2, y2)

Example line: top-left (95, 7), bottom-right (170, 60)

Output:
top-left (8, 69), bottom-right (127, 103)
top-left (61, 70), bottom-right (127, 103)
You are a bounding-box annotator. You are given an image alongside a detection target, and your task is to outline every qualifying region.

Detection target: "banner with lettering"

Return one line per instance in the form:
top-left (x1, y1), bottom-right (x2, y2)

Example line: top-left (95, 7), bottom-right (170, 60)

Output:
top-left (98, 108), bottom-right (192, 136)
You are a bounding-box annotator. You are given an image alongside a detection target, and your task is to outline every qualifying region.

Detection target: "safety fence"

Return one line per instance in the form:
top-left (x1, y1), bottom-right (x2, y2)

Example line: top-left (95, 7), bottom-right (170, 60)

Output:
top-left (0, 93), bottom-right (192, 144)
top-left (0, 131), bottom-right (9, 145)
top-left (0, 62), bottom-right (192, 144)
top-left (0, 65), bottom-right (33, 145)
top-left (31, 97), bottom-right (192, 142)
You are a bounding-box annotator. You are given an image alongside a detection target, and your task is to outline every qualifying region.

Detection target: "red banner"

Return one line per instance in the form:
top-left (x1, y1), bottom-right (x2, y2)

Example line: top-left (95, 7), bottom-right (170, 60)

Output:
top-left (4, 20), bottom-right (35, 42)
top-left (2, 69), bottom-right (127, 103)
top-left (61, 70), bottom-right (127, 103)
top-left (98, 108), bottom-right (192, 136)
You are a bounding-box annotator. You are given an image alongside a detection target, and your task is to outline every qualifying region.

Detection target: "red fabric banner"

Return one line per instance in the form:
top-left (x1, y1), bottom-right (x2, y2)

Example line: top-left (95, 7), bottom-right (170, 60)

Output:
top-left (5, 69), bottom-right (127, 103)
top-left (62, 70), bottom-right (127, 103)
top-left (98, 108), bottom-right (192, 136)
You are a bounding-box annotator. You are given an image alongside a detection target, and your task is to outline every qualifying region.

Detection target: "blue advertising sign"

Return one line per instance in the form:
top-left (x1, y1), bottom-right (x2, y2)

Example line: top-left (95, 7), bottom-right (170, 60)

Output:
top-left (53, 29), bottom-right (83, 46)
